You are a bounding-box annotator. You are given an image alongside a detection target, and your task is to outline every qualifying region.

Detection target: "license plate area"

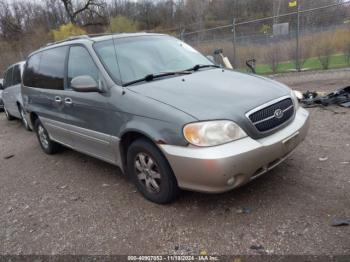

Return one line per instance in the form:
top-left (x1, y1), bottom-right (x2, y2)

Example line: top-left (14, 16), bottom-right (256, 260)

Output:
top-left (282, 131), bottom-right (300, 152)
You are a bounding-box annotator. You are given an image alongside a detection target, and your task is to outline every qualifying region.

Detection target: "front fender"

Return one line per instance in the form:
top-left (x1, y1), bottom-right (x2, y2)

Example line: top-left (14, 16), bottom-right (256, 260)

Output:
top-left (119, 115), bottom-right (188, 147)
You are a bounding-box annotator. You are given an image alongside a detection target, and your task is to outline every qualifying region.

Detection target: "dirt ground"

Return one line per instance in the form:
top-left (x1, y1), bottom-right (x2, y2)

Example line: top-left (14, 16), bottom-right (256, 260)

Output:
top-left (0, 70), bottom-right (349, 255)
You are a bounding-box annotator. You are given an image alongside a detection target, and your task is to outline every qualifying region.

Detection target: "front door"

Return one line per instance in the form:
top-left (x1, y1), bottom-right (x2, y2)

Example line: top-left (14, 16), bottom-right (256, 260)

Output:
top-left (62, 45), bottom-right (116, 164)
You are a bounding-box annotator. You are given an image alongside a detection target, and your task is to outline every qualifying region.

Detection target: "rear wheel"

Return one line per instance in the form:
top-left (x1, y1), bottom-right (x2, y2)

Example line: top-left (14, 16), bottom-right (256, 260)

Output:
top-left (127, 139), bottom-right (179, 204)
top-left (35, 119), bottom-right (61, 154)
top-left (4, 106), bottom-right (15, 121)
top-left (19, 105), bottom-right (31, 131)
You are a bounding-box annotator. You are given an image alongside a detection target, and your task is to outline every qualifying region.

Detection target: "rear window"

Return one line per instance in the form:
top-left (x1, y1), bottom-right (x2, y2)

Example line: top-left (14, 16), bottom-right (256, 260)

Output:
top-left (23, 46), bottom-right (68, 90)
top-left (38, 46), bottom-right (67, 90)
top-left (23, 53), bottom-right (41, 88)
top-left (3, 67), bottom-right (13, 88)
top-left (12, 65), bottom-right (21, 85)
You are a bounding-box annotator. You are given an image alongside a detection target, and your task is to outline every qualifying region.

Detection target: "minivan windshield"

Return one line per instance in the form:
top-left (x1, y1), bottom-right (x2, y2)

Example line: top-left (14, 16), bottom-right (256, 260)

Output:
top-left (94, 35), bottom-right (214, 85)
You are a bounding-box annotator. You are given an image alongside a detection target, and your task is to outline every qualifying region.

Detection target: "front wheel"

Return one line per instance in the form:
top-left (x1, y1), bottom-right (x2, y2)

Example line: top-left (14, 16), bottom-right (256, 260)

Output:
top-left (127, 139), bottom-right (180, 204)
top-left (35, 119), bottom-right (61, 154)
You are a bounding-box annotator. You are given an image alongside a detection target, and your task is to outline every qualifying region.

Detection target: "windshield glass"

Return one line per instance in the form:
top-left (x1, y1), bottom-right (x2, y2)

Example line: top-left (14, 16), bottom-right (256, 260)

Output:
top-left (94, 35), bottom-right (212, 85)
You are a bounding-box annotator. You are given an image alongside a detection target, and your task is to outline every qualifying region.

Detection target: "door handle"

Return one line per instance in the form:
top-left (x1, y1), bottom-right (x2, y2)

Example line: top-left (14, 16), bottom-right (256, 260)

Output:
top-left (54, 96), bottom-right (62, 103)
top-left (64, 97), bottom-right (73, 105)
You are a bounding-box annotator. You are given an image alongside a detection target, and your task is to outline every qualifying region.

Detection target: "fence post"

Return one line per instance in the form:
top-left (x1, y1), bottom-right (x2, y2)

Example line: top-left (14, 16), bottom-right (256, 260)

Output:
top-left (180, 28), bottom-right (185, 41)
top-left (232, 18), bottom-right (237, 69)
top-left (296, 0), bottom-right (301, 72)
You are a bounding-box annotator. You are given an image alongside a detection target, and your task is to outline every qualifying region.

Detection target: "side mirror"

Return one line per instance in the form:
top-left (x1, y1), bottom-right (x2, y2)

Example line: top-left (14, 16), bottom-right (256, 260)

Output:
top-left (71, 75), bottom-right (100, 92)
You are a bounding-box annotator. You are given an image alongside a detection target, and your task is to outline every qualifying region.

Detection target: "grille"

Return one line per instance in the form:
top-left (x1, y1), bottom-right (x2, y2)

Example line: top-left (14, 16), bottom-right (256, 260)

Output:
top-left (248, 98), bottom-right (294, 132)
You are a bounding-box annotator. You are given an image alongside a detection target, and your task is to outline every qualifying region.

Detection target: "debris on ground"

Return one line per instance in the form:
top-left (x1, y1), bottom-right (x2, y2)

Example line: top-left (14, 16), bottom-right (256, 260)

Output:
top-left (69, 196), bottom-right (83, 202)
top-left (300, 86), bottom-right (350, 108)
top-left (4, 154), bottom-right (14, 159)
top-left (250, 245), bottom-right (264, 251)
top-left (236, 207), bottom-right (252, 214)
top-left (331, 218), bottom-right (350, 227)
top-left (319, 157), bottom-right (329, 162)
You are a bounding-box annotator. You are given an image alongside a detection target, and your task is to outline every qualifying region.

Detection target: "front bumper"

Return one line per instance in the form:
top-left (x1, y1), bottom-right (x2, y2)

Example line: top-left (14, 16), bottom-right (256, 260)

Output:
top-left (159, 107), bottom-right (310, 193)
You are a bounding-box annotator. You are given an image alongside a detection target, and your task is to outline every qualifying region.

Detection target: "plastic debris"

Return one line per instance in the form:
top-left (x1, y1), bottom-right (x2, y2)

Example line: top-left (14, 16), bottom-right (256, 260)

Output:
top-left (4, 154), bottom-right (14, 159)
top-left (301, 86), bottom-right (350, 108)
top-left (331, 218), bottom-right (350, 227)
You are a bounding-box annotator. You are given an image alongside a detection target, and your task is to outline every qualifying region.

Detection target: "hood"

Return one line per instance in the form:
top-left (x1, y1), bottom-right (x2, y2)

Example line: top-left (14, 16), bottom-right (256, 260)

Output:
top-left (127, 69), bottom-right (291, 122)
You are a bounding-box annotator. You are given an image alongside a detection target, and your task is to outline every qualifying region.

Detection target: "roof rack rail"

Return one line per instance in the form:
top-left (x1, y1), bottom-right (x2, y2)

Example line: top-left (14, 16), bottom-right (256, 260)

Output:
top-left (87, 33), bottom-right (114, 37)
top-left (43, 33), bottom-right (116, 48)
top-left (44, 35), bottom-right (92, 47)
top-left (42, 32), bottom-right (153, 49)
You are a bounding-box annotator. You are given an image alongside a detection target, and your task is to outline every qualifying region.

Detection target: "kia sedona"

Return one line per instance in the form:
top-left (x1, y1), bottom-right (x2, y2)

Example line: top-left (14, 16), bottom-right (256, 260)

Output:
top-left (21, 33), bottom-right (310, 204)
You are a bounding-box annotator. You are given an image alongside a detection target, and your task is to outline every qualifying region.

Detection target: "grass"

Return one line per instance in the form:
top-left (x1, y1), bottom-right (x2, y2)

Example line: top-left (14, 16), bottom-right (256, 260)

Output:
top-left (241, 54), bottom-right (350, 75)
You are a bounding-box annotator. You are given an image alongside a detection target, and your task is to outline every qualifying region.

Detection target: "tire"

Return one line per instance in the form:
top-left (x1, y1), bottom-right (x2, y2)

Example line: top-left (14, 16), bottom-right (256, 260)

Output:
top-left (35, 119), bottom-right (61, 154)
top-left (127, 139), bottom-right (180, 204)
top-left (19, 105), bottom-right (31, 131)
top-left (4, 106), bottom-right (15, 121)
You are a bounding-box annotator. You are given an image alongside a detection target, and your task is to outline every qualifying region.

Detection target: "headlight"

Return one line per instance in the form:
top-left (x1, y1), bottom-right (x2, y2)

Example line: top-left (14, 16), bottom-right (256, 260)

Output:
top-left (183, 120), bottom-right (247, 147)
top-left (291, 90), bottom-right (300, 110)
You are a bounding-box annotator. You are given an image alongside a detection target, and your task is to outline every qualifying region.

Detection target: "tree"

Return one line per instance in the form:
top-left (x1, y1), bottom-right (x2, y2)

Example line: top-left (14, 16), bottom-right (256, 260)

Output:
top-left (60, 0), bottom-right (107, 27)
top-left (265, 42), bottom-right (282, 73)
top-left (51, 23), bottom-right (87, 41)
top-left (314, 34), bottom-right (334, 70)
top-left (108, 16), bottom-right (138, 33)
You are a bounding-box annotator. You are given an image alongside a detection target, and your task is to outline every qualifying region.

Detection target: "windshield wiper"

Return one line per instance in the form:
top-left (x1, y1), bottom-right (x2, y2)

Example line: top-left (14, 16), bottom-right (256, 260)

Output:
top-left (186, 64), bottom-right (221, 72)
top-left (122, 71), bottom-right (192, 87)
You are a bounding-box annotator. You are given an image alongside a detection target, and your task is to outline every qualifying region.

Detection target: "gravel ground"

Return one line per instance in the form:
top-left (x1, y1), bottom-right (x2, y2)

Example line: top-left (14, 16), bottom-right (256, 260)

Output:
top-left (0, 70), bottom-right (349, 255)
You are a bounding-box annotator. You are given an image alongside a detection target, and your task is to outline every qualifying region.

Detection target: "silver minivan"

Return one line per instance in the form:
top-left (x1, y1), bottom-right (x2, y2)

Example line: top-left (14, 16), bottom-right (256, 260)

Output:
top-left (0, 78), bottom-right (3, 111)
top-left (2, 61), bottom-right (30, 130)
top-left (22, 33), bottom-right (310, 203)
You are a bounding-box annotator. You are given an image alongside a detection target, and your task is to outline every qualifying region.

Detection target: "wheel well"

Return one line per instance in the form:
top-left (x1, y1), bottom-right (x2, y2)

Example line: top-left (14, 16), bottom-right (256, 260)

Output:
top-left (16, 101), bottom-right (21, 111)
top-left (120, 132), bottom-right (155, 172)
top-left (29, 112), bottom-right (38, 130)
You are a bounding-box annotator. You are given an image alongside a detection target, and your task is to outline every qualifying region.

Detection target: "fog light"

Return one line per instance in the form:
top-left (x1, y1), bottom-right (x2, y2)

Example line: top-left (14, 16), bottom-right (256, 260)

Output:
top-left (227, 177), bottom-right (235, 186)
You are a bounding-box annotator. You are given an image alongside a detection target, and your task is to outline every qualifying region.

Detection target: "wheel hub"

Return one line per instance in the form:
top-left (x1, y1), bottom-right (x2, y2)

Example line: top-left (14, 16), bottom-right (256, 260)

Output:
top-left (135, 153), bottom-right (161, 194)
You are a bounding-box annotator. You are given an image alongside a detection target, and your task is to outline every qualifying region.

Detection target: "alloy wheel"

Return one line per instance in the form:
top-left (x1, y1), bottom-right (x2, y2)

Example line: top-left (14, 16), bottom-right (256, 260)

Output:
top-left (20, 107), bottom-right (29, 129)
top-left (4, 107), bottom-right (9, 118)
top-left (38, 125), bottom-right (49, 149)
top-left (134, 153), bottom-right (162, 194)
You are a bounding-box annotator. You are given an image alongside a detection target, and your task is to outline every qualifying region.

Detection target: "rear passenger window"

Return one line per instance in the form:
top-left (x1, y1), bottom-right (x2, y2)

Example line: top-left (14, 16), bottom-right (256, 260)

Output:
top-left (23, 53), bottom-right (42, 87)
top-left (4, 67), bottom-right (13, 88)
top-left (12, 65), bottom-right (21, 85)
top-left (37, 46), bottom-right (68, 90)
top-left (68, 46), bottom-right (99, 89)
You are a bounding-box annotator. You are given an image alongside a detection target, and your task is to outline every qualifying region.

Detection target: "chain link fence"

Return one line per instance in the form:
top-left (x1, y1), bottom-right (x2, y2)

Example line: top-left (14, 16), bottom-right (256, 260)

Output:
top-left (178, 1), bottom-right (350, 74)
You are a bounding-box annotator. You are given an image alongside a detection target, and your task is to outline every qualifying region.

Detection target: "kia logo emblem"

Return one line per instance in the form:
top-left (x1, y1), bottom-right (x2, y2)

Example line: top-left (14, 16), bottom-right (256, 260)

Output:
top-left (274, 109), bottom-right (284, 119)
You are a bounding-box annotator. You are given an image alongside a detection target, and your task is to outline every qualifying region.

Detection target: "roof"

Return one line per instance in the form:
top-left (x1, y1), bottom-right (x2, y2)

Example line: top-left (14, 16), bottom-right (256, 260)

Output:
top-left (29, 32), bottom-right (166, 58)
top-left (44, 32), bottom-right (165, 48)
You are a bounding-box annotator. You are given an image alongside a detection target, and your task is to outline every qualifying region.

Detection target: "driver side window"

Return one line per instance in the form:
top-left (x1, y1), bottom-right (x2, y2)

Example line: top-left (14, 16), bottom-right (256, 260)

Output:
top-left (67, 46), bottom-right (100, 89)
